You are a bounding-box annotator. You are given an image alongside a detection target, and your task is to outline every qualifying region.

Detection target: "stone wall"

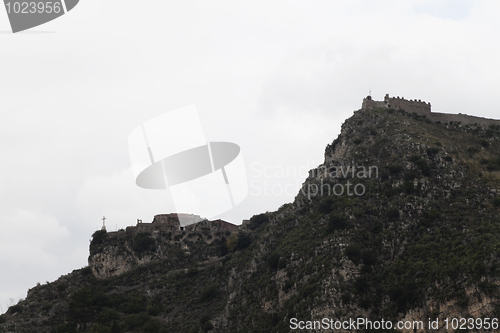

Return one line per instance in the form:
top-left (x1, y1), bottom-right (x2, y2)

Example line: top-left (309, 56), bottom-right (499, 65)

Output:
top-left (184, 219), bottom-right (240, 232)
top-left (152, 213), bottom-right (202, 226)
top-left (361, 94), bottom-right (500, 127)
top-left (385, 95), bottom-right (431, 115)
top-left (361, 95), bottom-right (386, 110)
top-left (119, 214), bottom-right (239, 238)
top-left (362, 94), bottom-right (431, 115)
top-left (429, 112), bottom-right (500, 127)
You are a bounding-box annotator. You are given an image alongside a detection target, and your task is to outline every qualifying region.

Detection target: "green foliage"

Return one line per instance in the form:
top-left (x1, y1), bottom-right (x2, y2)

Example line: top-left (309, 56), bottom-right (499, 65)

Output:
top-left (386, 208), bottom-right (400, 221)
top-left (493, 197), bottom-right (500, 208)
top-left (7, 304), bottom-right (22, 314)
top-left (68, 287), bottom-right (109, 324)
top-left (125, 313), bottom-right (149, 329)
top-left (52, 323), bottom-right (76, 333)
top-left (426, 147), bottom-right (440, 157)
top-left (383, 186), bottom-right (399, 198)
top-left (199, 315), bottom-right (214, 332)
top-left (413, 158), bottom-right (431, 176)
top-left (237, 232), bottom-right (251, 250)
top-left (97, 307), bottom-right (119, 324)
top-left (318, 196), bottom-right (334, 214)
top-left (487, 162), bottom-right (500, 172)
top-left (143, 319), bottom-right (165, 333)
top-left (111, 320), bottom-right (120, 333)
top-left (248, 213), bottom-right (269, 230)
top-left (41, 302), bottom-right (53, 312)
top-left (81, 266), bottom-right (93, 276)
top-left (424, 209), bottom-right (441, 220)
top-left (388, 282), bottom-right (420, 312)
top-left (478, 281), bottom-right (498, 295)
top-left (115, 293), bottom-right (147, 314)
top-left (403, 180), bottom-right (414, 194)
top-left (226, 232), bottom-right (251, 252)
top-left (267, 251), bottom-right (281, 270)
top-left (91, 229), bottom-right (107, 246)
top-left (326, 215), bottom-right (349, 233)
top-left (203, 321), bottom-right (214, 332)
top-left (345, 244), bottom-right (362, 264)
top-left (489, 124), bottom-right (500, 131)
top-left (278, 257), bottom-right (287, 269)
top-left (199, 285), bottom-right (217, 302)
top-left (226, 233), bottom-right (238, 252)
top-left (133, 232), bottom-right (155, 254)
top-left (468, 147), bottom-right (480, 155)
top-left (361, 250), bottom-right (378, 266)
top-left (479, 139), bottom-right (490, 148)
top-left (388, 164), bottom-right (403, 174)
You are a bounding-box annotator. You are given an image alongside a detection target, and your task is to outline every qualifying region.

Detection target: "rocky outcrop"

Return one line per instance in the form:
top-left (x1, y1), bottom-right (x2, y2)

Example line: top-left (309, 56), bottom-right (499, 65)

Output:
top-left (88, 227), bottom-right (234, 279)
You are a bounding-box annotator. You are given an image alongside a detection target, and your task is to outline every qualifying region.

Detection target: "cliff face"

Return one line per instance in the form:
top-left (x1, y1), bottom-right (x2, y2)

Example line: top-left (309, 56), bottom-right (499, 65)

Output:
top-left (2, 105), bottom-right (500, 333)
top-left (88, 227), bottom-right (233, 279)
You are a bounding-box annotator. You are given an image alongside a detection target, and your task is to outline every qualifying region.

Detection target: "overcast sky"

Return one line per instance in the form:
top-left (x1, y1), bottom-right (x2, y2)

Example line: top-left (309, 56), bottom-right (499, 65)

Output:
top-left (1, 0), bottom-right (499, 313)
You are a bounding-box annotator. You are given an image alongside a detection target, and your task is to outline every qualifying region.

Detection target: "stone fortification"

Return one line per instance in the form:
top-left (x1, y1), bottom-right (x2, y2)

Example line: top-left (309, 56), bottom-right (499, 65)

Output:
top-left (362, 94), bottom-right (431, 115)
top-left (121, 213), bottom-right (238, 238)
top-left (184, 219), bottom-right (239, 232)
top-left (361, 94), bottom-right (500, 127)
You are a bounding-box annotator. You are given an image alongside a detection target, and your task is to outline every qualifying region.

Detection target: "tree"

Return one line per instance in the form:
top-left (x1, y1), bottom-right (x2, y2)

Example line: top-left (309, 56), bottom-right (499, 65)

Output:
top-left (226, 233), bottom-right (238, 252)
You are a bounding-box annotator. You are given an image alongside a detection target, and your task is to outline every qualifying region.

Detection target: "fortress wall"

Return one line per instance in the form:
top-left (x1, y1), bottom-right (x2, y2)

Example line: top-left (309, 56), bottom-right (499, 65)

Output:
top-left (429, 112), bottom-right (500, 127)
top-left (117, 217), bottom-right (240, 238)
top-left (361, 97), bottom-right (385, 110)
top-left (362, 95), bottom-right (431, 116)
top-left (361, 94), bottom-right (500, 127)
top-left (386, 97), bottom-right (431, 116)
top-left (126, 226), bottom-right (137, 238)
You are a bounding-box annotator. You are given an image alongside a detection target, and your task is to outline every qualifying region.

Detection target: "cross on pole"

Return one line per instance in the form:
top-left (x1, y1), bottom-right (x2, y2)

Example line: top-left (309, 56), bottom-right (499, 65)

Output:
top-left (102, 216), bottom-right (106, 230)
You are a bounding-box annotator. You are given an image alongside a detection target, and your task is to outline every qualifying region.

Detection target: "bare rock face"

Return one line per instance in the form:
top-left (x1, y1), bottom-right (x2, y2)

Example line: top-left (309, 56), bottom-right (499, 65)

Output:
top-left (88, 241), bottom-right (140, 279)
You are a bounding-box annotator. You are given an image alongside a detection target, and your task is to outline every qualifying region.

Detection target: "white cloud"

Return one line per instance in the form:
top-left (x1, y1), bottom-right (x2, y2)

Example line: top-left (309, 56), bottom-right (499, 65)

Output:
top-left (75, 168), bottom-right (177, 230)
top-left (0, 210), bottom-right (70, 266)
top-left (0, 210), bottom-right (72, 314)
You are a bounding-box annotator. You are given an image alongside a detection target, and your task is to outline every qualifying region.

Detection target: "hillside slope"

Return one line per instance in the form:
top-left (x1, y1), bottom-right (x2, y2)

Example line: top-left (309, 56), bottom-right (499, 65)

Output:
top-left (1, 106), bottom-right (500, 333)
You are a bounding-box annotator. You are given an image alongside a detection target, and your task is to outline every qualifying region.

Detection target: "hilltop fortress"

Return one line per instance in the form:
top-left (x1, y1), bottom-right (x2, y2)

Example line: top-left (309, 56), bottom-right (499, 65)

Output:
top-left (110, 213), bottom-right (240, 238)
top-left (362, 94), bottom-right (500, 127)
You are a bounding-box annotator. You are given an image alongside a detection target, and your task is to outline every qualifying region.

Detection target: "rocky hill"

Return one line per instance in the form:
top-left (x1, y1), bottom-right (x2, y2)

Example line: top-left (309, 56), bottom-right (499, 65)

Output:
top-left (1, 102), bottom-right (500, 332)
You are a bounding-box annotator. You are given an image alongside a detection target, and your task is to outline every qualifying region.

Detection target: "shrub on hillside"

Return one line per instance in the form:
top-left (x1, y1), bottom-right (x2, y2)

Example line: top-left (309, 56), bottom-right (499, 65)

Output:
top-left (248, 213), bottom-right (269, 230)
top-left (200, 285), bottom-right (217, 302)
top-left (133, 232), bottom-right (155, 254)
top-left (226, 232), bottom-right (251, 252)
top-left (386, 208), bottom-right (400, 222)
top-left (479, 139), bottom-right (490, 148)
top-left (326, 215), bottom-right (349, 233)
top-left (493, 197), bottom-right (500, 208)
top-left (426, 147), bottom-right (440, 157)
top-left (90, 229), bottom-right (107, 247)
